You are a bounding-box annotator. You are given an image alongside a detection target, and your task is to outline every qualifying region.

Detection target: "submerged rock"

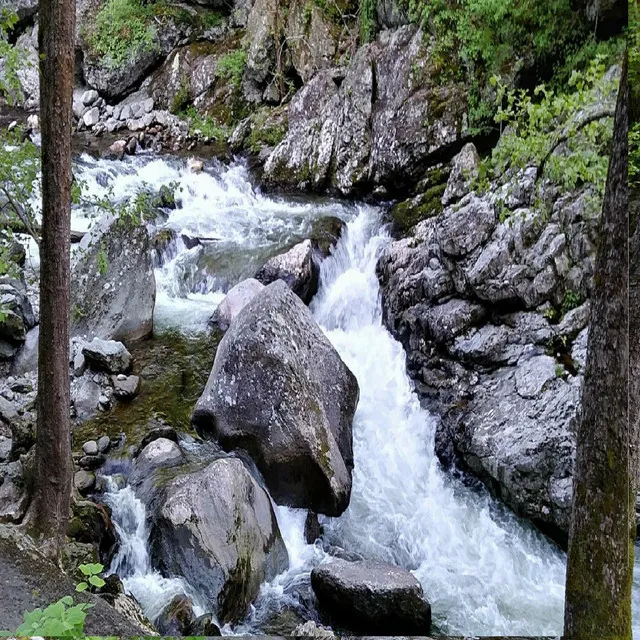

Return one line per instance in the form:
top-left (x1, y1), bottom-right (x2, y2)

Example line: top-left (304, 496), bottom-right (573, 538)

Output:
top-left (145, 455), bottom-right (288, 624)
top-left (193, 281), bottom-right (359, 516)
top-left (311, 558), bottom-right (432, 634)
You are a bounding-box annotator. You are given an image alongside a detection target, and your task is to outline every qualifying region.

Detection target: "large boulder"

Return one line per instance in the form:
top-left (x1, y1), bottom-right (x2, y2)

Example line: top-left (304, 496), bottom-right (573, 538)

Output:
top-left (193, 280), bottom-right (359, 516)
top-left (82, 338), bottom-right (132, 374)
top-left (71, 216), bottom-right (156, 342)
top-left (255, 240), bottom-right (317, 304)
top-left (311, 558), bottom-right (432, 634)
top-left (140, 454), bottom-right (288, 624)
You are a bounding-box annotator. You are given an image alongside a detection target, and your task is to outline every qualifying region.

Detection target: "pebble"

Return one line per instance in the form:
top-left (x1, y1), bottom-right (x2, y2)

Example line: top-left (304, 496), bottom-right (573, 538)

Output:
top-left (97, 435), bottom-right (111, 453)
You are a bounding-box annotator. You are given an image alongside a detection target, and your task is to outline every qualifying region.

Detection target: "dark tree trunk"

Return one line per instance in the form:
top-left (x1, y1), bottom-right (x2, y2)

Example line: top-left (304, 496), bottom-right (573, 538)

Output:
top-left (564, 56), bottom-right (633, 638)
top-left (30, 0), bottom-right (76, 558)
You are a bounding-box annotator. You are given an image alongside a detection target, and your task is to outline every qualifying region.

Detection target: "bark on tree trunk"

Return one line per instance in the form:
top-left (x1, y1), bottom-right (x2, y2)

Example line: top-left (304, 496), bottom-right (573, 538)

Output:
top-left (564, 55), bottom-right (633, 638)
top-left (29, 0), bottom-right (76, 558)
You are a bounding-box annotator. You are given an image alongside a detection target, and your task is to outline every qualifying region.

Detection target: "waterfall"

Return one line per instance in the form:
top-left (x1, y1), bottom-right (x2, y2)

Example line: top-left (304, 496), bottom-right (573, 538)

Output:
top-left (72, 154), bottom-right (638, 636)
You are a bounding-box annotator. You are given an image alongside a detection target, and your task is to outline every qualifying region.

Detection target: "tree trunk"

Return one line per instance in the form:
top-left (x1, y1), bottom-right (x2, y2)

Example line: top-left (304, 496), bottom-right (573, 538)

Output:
top-left (564, 55), bottom-right (633, 638)
top-left (29, 0), bottom-right (76, 558)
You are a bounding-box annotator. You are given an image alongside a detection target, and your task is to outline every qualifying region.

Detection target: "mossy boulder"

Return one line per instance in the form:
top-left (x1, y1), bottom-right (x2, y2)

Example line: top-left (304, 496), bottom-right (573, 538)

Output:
top-left (193, 280), bottom-right (359, 516)
top-left (390, 184), bottom-right (445, 237)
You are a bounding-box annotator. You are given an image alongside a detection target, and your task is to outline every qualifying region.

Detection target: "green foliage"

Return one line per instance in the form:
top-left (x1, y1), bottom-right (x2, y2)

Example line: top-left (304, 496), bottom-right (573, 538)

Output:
top-left (484, 57), bottom-right (615, 194)
top-left (215, 49), bottom-right (247, 88)
top-left (0, 9), bottom-right (25, 103)
top-left (562, 290), bottom-right (582, 315)
top-left (181, 106), bottom-right (230, 141)
top-left (171, 81), bottom-right (192, 115)
top-left (359, 0), bottom-right (376, 43)
top-left (76, 562), bottom-right (106, 593)
top-left (87, 0), bottom-right (159, 70)
top-left (399, 0), bottom-right (608, 133)
top-left (96, 246), bottom-right (108, 276)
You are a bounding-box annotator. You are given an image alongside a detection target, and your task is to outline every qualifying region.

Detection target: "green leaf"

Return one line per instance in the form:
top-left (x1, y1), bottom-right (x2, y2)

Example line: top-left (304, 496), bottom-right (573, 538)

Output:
top-left (89, 575), bottom-right (106, 588)
top-left (60, 595), bottom-right (74, 606)
top-left (76, 581), bottom-right (89, 592)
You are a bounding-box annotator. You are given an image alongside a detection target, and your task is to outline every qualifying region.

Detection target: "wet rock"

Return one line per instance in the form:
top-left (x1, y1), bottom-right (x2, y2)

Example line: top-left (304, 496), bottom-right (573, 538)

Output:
top-left (442, 142), bottom-right (481, 206)
top-left (255, 240), bottom-right (318, 304)
top-left (189, 613), bottom-right (222, 636)
top-left (212, 278), bottom-right (265, 331)
top-left (75, 469), bottom-right (96, 496)
top-left (147, 456), bottom-right (289, 623)
top-left (293, 620), bottom-right (336, 638)
top-left (311, 558), bottom-right (431, 634)
top-left (130, 437), bottom-right (184, 487)
top-left (71, 216), bottom-right (156, 342)
top-left (107, 140), bottom-right (127, 160)
top-left (67, 500), bottom-right (116, 558)
top-left (112, 375), bottom-right (141, 399)
top-left (78, 454), bottom-right (106, 471)
top-left (309, 216), bottom-right (346, 259)
top-left (188, 158), bottom-right (204, 173)
top-left (134, 426), bottom-right (179, 457)
top-left (82, 339), bottom-right (132, 374)
top-left (156, 594), bottom-right (196, 636)
top-left (304, 511), bottom-right (322, 543)
top-left (193, 281), bottom-right (359, 516)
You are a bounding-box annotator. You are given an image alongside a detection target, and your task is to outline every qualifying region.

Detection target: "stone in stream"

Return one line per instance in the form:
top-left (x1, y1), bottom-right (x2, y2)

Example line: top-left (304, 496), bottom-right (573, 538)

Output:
top-left (310, 558), bottom-right (432, 635)
top-left (71, 215), bottom-right (156, 343)
top-left (82, 339), bottom-right (132, 374)
top-left (255, 240), bottom-right (318, 304)
top-left (140, 455), bottom-right (288, 624)
top-left (155, 594), bottom-right (196, 636)
top-left (129, 437), bottom-right (184, 486)
top-left (210, 278), bottom-right (265, 331)
top-left (193, 280), bottom-right (359, 517)
top-left (97, 435), bottom-right (111, 453)
top-left (74, 469), bottom-right (96, 496)
top-left (82, 440), bottom-right (98, 456)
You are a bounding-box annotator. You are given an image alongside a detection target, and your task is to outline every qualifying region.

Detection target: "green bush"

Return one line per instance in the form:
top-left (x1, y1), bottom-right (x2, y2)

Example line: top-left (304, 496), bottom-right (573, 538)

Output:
top-left (215, 49), bottom-right (247, 88)
top-left (484, 56), bottom-right (616, 194)
top-left (87, 0), bottom-right (159, 69)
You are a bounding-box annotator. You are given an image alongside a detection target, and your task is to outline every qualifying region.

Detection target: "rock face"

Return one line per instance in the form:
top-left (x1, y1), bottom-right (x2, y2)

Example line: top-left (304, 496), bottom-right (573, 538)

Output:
top-left (377, 163), bottom-right (602, 542)
top-left (264, 26), bottom-right (466, 195)
top-left (311, 559), bottom-right (431, 634)
top-left (139, 452), bottom-right (288, 624)
top-left (0, 281), bottom-right (36, 360)
top-left (71, 216), bottom-right (156, 342)
top-left (211, 278), bottom-right (265, 331)
top-left (255, 240), bottom-right (317, 304)
top-left (193, 280), bottom-right (359, 516)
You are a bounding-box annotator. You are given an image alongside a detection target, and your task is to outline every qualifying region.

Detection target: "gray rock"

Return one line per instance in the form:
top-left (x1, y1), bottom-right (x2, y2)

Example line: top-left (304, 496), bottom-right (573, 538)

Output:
top-left (11, 326), bottom-right (39, 375)
top-left (212, 278), bottom-right (265, 331)
top-left (0, 460), bottom-right (28, 523)
top-left (155, 594), bottom-right (196, 636)
top-left (193, 281), bottom-right (359, 516)
top-left (311, 558), bottom-right (431, 634)
top-left (71, 376), bottom-right (102, 421)
top-left (73, 351), bottom-right (87, 377)
top-left (147, 456), bottom-right (289, 623)
top-left (376, 0), bottom-right (408, 28)
top-left (436, 195), bottom-right (497, 257)
top-left (255, 240), bottom-right (318, 304)
top-left (0, 283), bottom-right (36, 344)
top-left (82, 440), bottom-right (99, 456)
top-left (112, 375), bottom-right (140, 399)
top-left (514, 355), bottom-right (557, 399)
top-left (82, 338), bottom-right (132, 374)
top-left (97, 435), bottom-right (111, 453)
top-left (0, 397), bottom-right (18, 424)
top-left (75, 469), bottom-right (96, 496)
top-left (81, 89), bottom-right (99, 106)
top-left (442, 142), bottom-right (480, 205)
top-left (71, 215), bottom-right (156, 342)
top-left (78, 454), bottom-right (106, 471)
top-left (130, 437), bottom-right (184, 487)
top-left (83, 107), bottom-right (100, 128)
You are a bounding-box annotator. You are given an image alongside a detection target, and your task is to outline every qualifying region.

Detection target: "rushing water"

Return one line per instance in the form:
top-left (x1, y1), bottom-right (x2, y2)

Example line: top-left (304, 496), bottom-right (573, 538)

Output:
top-left (71, 153), bottom-right (638, 636)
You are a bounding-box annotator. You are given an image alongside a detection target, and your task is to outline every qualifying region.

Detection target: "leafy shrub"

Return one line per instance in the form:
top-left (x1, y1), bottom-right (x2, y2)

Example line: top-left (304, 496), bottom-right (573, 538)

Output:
top-left (484, 56), bottom-right (616, 193)
top-left (215, 49), bottom-right (247, 88)
top-left (87, 0), bottom-right (159, 70)
top-left (359, 0), bottom-right (376, 43)
top-left (180, 106), bottom-right (230, 141)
